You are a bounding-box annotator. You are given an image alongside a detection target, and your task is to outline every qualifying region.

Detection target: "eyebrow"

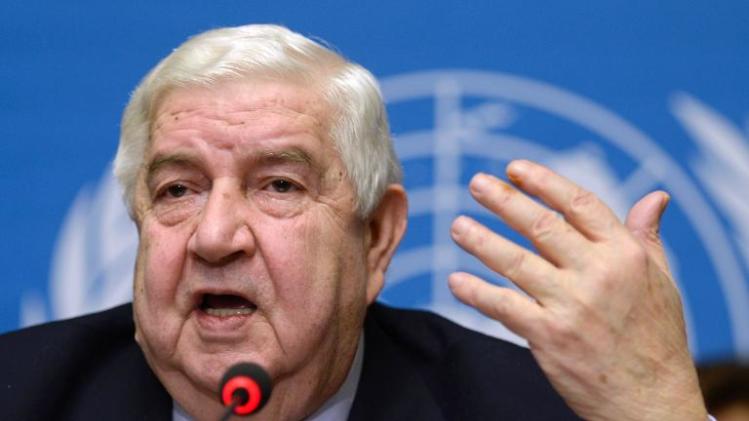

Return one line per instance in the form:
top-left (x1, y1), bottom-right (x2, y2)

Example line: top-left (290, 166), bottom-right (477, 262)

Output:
top-left (258, 148), bottom-right (314, 167)
top-left (146, 153), bottom-right (200, 180)
top-left (145, 147), bottom-right (317, 182)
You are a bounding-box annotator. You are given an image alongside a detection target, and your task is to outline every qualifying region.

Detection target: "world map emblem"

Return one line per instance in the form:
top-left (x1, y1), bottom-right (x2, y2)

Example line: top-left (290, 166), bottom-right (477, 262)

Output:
top-left (21, 69), bottom-right (749, 361)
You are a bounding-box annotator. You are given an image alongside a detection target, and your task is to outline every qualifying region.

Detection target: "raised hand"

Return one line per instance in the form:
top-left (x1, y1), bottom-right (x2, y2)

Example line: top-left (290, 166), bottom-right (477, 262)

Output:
top-left (448, 160), bottom-right (707, 421)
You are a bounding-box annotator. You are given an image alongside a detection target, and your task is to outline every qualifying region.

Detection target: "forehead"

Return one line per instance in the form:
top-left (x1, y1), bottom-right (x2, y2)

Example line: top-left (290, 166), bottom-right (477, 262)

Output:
top-left (150, 79), bottom-right (333, 152)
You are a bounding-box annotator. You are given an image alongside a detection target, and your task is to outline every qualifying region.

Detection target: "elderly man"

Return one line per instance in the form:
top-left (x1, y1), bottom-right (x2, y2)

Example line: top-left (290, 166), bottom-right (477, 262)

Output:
top-left (1, 24), bottom-right (708, 420)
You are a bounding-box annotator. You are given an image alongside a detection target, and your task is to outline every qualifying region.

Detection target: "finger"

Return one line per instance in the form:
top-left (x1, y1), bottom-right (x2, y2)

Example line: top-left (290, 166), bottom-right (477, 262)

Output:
top-left (506, 160), bottom-right (625, 242)
top-left (451, 215), bottom-right (563, 302)
top-left (468, 173), bottom-right (591, 269)
top-left (448, 271), bottom-right (543, 340)
top-left (625, 191), bottom-right (671, 271)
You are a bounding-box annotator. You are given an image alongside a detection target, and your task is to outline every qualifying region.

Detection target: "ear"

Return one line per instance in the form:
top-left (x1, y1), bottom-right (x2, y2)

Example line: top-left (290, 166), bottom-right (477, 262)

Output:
top-left (365, 184), bottom-right (408, 304)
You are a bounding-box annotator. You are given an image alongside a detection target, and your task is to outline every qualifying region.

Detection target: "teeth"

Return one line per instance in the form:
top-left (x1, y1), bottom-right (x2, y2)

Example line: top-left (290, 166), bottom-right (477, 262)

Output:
top-left (204, 307), bottom-right (255, 317)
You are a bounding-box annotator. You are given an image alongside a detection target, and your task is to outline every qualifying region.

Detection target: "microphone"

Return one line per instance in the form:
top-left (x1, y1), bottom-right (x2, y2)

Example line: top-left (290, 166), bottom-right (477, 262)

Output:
top-left (218, 362), bottom-right (272, 420)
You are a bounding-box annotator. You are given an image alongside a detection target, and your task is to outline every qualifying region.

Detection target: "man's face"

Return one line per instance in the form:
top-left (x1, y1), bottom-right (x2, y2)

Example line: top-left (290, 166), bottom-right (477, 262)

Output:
top-left (131, 79), bottom-right (374, 418)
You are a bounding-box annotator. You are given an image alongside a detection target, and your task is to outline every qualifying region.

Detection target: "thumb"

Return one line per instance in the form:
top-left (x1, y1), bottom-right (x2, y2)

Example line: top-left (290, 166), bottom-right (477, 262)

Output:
top-left (625, 191), bottom-right (670, 269)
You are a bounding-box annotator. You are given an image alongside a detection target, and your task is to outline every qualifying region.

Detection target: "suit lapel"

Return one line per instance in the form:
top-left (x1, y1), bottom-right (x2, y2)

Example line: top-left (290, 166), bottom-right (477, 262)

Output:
top-left (348, 308), bottom-right (446, 421)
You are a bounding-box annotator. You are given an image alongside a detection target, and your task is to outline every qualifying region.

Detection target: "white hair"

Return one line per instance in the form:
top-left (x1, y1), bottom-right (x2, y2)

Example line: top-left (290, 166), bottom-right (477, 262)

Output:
top-left (114, 24), bottom-right (401, 218)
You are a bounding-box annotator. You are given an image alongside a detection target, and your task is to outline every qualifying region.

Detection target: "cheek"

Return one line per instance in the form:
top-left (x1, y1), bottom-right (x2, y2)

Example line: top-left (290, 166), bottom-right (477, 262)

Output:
top-left (261, 214), bottom-right (367, 322)
top-left (136, 221), bottom-right (189, 306)
top-left (133, 219), bottom-right (193, 359)
top-left (261, 221), bottom-right (324, 306)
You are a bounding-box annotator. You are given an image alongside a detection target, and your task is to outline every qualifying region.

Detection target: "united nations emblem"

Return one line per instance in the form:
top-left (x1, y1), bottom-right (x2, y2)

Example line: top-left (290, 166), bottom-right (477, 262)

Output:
top-left (379, 70), bottom-right (749, 359)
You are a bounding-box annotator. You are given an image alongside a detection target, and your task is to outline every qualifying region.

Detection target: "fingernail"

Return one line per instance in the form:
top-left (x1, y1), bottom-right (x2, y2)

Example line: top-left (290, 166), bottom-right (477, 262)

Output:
top-left (448, 272), bottom-right (465, 290)
top-left (659, 192), bottom-right (671, 219)
top-left (451, 215), bottom-right (470, 237)
top-left (661, 192), bottom-right (671, 208)
top-left (470, 173), bottom-right (491, 194)
top-left (506, 160), bottom-right (530, 184)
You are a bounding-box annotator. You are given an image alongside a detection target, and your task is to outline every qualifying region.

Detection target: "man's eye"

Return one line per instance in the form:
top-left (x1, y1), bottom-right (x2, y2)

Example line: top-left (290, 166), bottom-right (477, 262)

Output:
top-left (166, 184), bottom-right (188, 198)
top-left (269, 179), bottom-right (297, 193)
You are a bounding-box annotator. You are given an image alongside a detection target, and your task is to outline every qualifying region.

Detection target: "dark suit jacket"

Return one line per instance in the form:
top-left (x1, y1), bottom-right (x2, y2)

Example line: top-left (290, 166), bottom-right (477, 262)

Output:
top-left (0, 303), bottom-right (579, 420)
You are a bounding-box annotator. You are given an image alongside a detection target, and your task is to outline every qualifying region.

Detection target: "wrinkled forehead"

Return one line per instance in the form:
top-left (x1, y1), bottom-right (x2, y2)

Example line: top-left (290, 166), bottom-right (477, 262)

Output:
top-left (142, 79), bottom-right (348, 184)
top-left (150, 78), bottom-right (333, 134)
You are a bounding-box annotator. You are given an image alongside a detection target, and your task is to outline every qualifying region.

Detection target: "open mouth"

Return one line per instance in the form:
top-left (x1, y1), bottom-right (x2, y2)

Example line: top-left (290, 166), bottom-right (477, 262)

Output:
top-left (199, 293), bottom-right (257, 317)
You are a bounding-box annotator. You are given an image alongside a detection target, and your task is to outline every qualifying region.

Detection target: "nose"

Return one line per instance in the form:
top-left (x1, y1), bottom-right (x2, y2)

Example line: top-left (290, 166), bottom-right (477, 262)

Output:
top-left (187, 180), bottom-right (256, 264)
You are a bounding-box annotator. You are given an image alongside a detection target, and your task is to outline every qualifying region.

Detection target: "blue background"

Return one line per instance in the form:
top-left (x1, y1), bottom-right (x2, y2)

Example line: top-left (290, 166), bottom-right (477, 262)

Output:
top-left (1, 1), bottom-right (748, 362)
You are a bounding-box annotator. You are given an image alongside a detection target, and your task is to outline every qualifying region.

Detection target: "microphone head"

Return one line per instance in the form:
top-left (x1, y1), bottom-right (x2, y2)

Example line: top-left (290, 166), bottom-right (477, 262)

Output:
top-left (219, 362), bottom-right (273, 416)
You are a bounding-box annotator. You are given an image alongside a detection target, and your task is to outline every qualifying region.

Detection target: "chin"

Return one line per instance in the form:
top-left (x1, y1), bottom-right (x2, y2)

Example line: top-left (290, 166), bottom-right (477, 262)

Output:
top-left (180, 339), bottom-right (271, 391)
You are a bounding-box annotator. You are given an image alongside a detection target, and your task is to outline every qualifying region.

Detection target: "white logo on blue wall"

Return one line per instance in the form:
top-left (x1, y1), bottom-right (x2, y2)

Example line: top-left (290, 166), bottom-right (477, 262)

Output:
top-left (670, 92), bottom-right (749, 274)
top-left (379, 71), bottom-right (749, 358)
top-left (20, 166), bottom-right (138, 325)
top-left (22, 70), bottom-right (749, 360)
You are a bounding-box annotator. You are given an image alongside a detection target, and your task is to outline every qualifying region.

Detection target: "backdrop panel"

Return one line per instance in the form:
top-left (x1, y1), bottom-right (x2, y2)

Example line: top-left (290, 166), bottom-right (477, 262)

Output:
top-left (1, 0), bottom-right (747, 362)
